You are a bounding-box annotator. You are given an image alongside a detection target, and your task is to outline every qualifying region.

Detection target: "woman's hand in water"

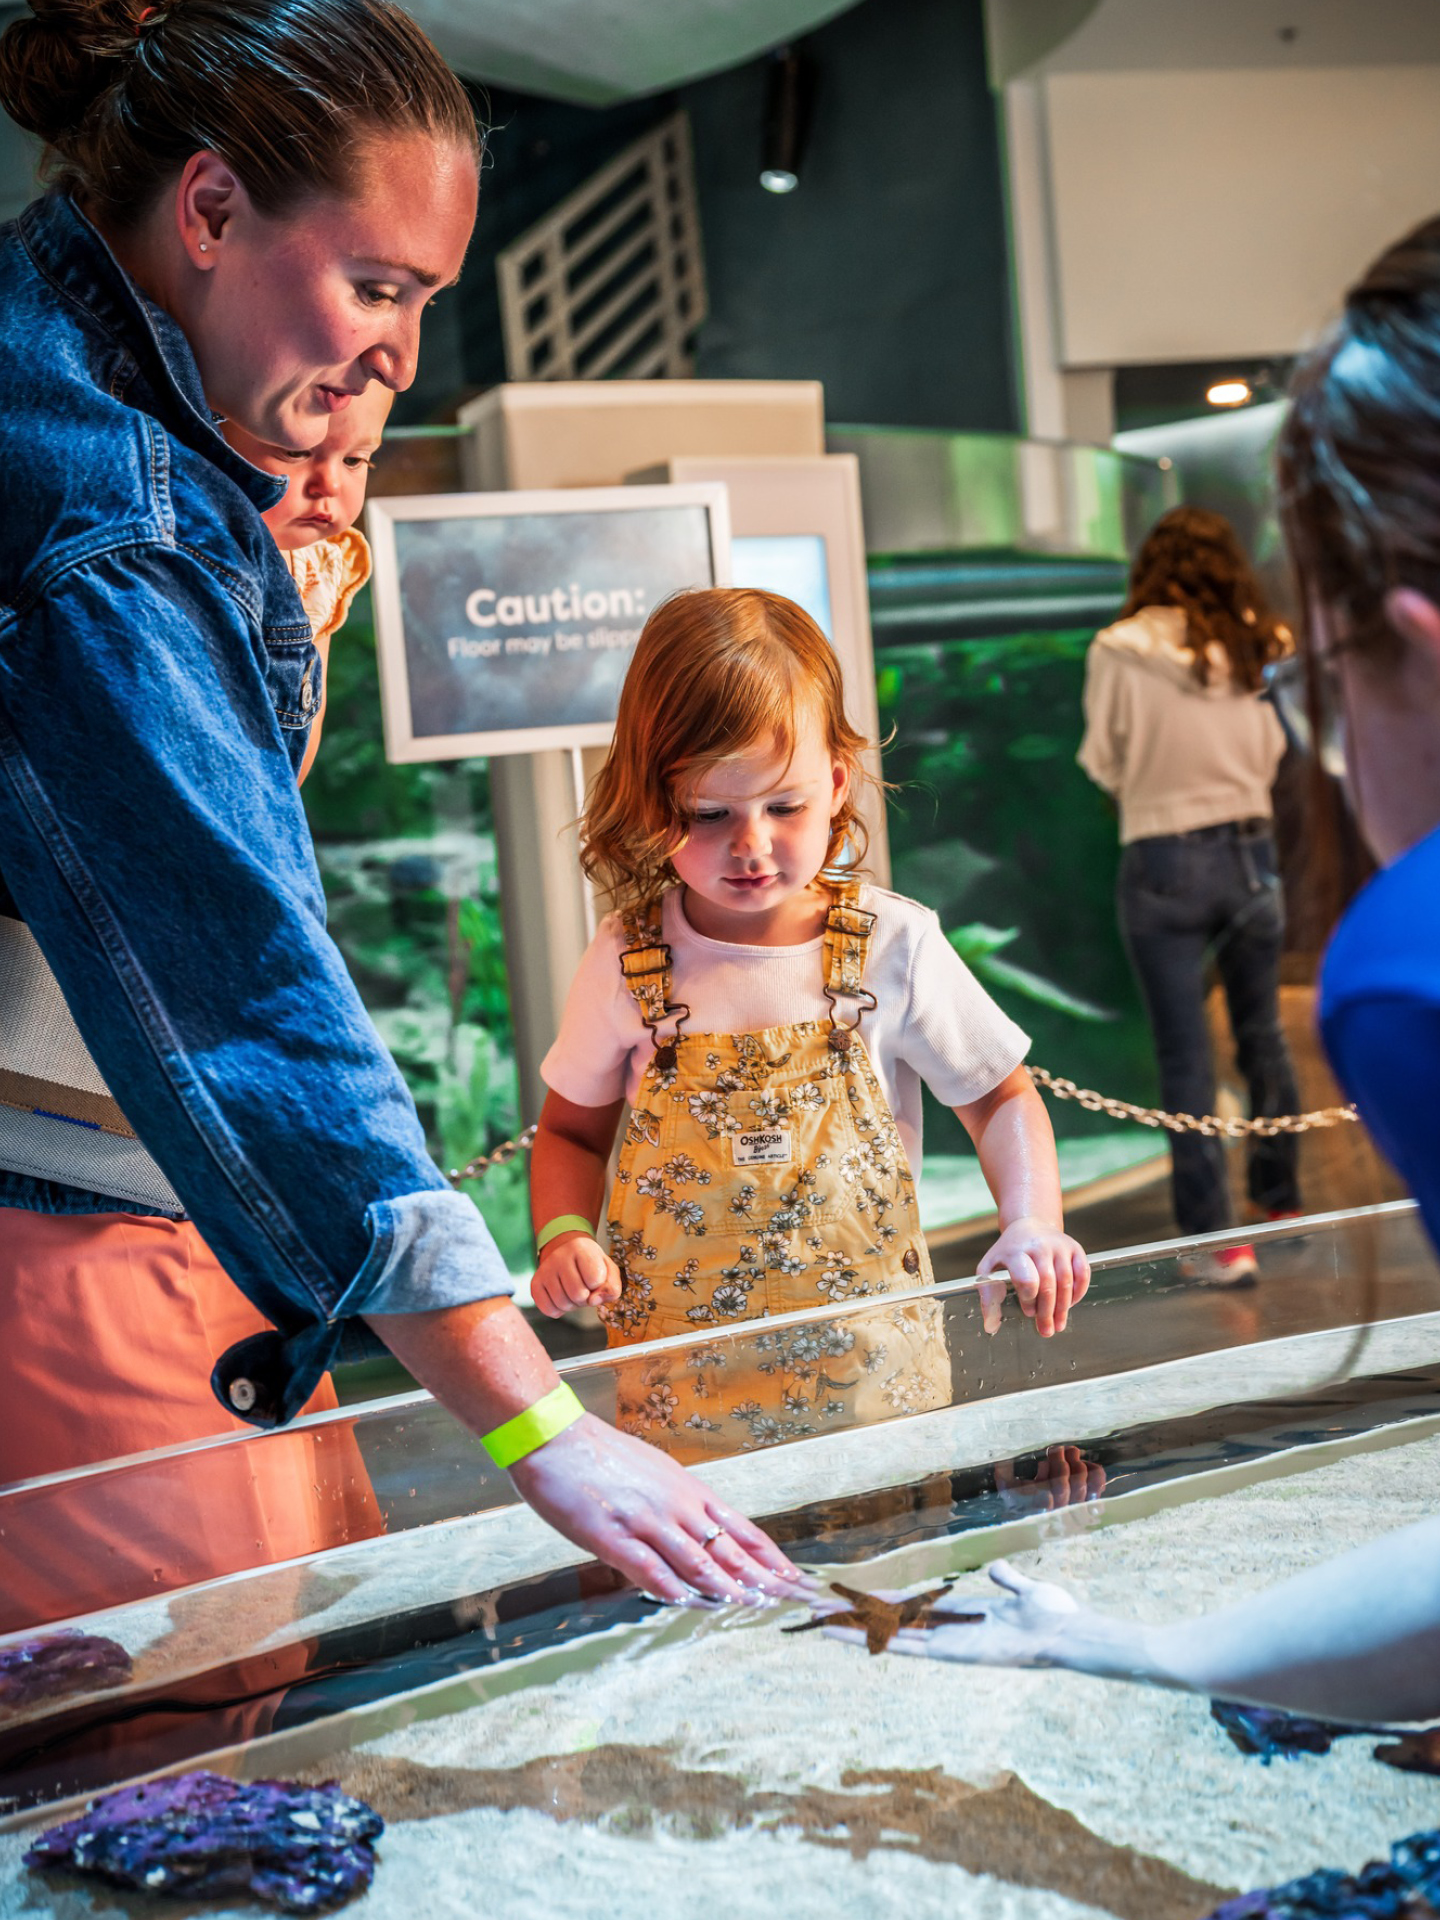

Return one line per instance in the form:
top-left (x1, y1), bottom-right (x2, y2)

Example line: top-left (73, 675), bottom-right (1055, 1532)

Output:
top-left (374, 1300), bottom-right (808, 1609)
top-left (531, 1233), bottom-right (623, 1318)
top-left (995, 1445), bottom-right (1107, 1512)
top-left (823, 1562), bottom-right (1094, 1667)
top-left (976, 1219), bottom-right (1090, 1337)
top-left (508, 1413), bottom-right (811, 1606)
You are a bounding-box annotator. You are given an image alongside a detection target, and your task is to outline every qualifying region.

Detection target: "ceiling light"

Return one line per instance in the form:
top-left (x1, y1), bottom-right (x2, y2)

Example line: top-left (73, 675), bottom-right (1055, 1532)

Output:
top-left (760, 168), bottom-right (798, 194)
top-left (1206, 379), bottom-right (1252, 408)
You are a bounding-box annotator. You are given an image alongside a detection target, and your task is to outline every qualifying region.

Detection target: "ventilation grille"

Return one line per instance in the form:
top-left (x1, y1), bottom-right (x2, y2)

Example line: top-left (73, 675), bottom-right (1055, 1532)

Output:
top-left (497, 111), bottom-right (708, 382)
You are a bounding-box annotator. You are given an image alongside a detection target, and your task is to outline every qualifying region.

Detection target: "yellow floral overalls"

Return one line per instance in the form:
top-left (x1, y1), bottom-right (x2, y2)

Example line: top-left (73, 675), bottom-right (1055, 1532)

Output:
top-left (601, 881), bottom-right (951, 1463)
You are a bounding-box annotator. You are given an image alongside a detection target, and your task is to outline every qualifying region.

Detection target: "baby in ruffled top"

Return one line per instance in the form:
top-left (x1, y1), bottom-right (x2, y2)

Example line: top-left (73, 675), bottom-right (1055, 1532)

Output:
top-left (224, 382), bottom-right (391, 779)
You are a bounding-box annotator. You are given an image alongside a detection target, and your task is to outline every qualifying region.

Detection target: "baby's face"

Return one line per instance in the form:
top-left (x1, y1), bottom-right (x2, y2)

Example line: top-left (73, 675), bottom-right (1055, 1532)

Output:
top-left (224, 384), bottom-right (392, 552)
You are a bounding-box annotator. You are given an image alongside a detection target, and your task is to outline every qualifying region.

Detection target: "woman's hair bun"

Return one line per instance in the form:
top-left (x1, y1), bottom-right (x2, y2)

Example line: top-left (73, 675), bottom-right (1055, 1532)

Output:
top-left (0, 0), bottom-right (477, 231)
top-left (0, 0), bottom-right (139, 150)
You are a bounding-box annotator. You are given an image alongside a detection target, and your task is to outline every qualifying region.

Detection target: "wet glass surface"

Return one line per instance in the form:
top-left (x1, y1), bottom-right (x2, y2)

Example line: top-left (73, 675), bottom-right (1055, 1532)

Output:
top-left (3, 1335), bottom-right (1437, 1815)
top-left (0, 1203), bottom-right (1431, 1599)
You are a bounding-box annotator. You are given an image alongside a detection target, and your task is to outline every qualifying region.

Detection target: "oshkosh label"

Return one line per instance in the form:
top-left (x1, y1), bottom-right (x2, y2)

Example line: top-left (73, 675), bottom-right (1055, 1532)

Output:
top-left (733, 1127), bottom-right (793, 1168)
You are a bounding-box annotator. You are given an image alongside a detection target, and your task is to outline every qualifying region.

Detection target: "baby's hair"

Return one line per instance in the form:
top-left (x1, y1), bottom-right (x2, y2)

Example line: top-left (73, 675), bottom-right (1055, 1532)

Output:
top-left (582, 587), bottom-right (872, 910)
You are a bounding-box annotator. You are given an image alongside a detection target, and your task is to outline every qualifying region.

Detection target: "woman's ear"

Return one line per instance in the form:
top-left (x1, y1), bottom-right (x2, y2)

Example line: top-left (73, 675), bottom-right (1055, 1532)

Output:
top-left (174, 150), bottom-right (249, 270)
top-left (1384, 587), bottom-right (1440, 681)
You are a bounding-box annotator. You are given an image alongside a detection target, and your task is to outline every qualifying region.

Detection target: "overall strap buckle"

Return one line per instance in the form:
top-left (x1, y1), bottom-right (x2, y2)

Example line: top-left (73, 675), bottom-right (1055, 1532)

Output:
top-left (822, 880), bottom-right (877, 1051)
top-left (619, 902), bottom-right (690, 1065)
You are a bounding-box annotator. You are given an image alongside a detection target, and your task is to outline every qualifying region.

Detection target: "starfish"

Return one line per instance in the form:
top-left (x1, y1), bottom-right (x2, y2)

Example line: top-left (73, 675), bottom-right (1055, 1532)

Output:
top-left (782, 1581), bottom-right (980, 1655)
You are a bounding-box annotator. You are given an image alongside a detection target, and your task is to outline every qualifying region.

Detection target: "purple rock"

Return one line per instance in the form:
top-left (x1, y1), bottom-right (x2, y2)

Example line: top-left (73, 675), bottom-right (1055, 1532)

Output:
top-left (0, 1631), bottom-right (132, 1710)
top-left (1209, 1699), bottom-right (1346, 1762)
top-left (25, 1770), bottom-right (383, 1914)
top-left (1205, 1829), bottom-right (1440, 1919)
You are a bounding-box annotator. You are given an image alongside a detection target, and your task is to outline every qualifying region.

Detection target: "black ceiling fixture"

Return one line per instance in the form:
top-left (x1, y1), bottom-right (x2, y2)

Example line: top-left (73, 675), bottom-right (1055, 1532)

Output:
top-left (760, 43), bottom-right (816, 194)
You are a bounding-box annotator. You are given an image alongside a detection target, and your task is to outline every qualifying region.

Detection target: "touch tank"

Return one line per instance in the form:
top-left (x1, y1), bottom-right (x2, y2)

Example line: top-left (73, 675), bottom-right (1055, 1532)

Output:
top-left (1, 1204), bottom-right (1437, 1919)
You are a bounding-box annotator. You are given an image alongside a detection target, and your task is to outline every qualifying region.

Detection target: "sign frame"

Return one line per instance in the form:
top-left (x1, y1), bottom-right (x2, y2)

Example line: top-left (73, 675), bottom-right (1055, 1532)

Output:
top-left (366, 482), bottom-right (732, 763)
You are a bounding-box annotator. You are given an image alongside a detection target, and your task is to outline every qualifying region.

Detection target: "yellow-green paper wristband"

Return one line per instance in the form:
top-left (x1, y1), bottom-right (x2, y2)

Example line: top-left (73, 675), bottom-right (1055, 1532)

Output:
top-left (482, 1383), bottom-right (586, 1470)
top-left (536, 1213), bottom-right (595, 1253)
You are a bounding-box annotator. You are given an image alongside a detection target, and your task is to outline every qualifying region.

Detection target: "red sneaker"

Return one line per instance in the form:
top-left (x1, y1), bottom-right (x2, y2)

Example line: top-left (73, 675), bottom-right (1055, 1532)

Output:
top-left (1181, 1244), bottom-right (1260, 1288)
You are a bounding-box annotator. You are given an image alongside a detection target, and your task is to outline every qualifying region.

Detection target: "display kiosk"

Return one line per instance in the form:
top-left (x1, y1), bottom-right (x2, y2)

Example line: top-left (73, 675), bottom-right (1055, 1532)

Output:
top-left (367, 482), bottom-right (732, 1118)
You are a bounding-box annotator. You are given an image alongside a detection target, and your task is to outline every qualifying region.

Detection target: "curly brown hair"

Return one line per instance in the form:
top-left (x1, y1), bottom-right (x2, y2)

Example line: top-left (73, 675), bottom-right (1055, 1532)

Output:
top-left (1120, 506), bottom-right (1290, 692)
top-left (581, 588), bottom-right (874, 913)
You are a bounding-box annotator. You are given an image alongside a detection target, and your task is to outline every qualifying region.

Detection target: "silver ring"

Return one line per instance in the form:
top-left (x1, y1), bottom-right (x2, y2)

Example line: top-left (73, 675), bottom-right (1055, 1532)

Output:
top-left (701, 1523), bottom-right (725, 1545)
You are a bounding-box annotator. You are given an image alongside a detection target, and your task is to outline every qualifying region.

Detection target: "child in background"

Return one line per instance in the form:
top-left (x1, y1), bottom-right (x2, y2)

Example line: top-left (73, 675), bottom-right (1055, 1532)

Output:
top-left (224, 382), bottom-right (390, 780)
top-left (531, 588), bottom-right (1089, 1461)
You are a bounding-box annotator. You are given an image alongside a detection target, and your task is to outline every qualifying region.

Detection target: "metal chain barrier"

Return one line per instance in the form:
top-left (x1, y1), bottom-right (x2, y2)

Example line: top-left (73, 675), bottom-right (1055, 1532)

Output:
top-left (1026, 1066), bottom-right (1357, 1142)
top-left (447, 1074), bottom-right (1358, 1185)
top-left (447, 1122), bottom-right (538, 1187)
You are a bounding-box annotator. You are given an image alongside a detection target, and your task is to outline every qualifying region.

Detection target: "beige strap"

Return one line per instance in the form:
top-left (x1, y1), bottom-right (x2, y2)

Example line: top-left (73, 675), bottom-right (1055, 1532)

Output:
top-left (822, 879), bottom-right (877, 997)
top-left (619, 901), bottom-right (676, 1032)
top-left (0, 1066), bottom-right (137, 1137)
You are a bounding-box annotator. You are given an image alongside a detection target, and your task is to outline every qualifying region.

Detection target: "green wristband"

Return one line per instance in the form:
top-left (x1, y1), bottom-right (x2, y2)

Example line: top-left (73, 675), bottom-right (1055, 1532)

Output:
top-left (536, 1213), bottom-right (595, 1253)
top-left (482, 1383), bottom-right (586, 1470)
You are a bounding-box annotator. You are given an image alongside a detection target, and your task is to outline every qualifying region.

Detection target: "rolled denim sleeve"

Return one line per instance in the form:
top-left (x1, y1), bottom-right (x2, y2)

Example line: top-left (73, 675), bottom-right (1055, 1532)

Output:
top-left (0, 543), bottom-right (512, 1424)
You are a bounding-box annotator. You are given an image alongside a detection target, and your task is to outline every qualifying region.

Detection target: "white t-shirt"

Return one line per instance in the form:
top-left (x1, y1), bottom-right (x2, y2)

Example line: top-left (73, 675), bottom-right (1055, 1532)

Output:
top-left (540, 885), bottom-right (1030, 1169)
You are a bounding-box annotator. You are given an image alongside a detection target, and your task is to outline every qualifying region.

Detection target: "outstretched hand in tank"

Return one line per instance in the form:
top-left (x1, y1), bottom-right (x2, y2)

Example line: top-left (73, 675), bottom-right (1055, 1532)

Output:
top-left (821, 1562), bottom-right (1082, 1667)
top-left (817, 1519), bottom-right (1440, 1728)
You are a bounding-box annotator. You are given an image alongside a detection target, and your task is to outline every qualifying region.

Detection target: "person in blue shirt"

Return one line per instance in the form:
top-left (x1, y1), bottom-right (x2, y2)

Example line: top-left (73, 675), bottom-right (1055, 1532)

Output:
top-left (818, 212), bottom-right (1440, 1726)
top-left (0, 0), bottom-right (799, 1614)
top-left (1277, 223), bottom-right (1440, 1249)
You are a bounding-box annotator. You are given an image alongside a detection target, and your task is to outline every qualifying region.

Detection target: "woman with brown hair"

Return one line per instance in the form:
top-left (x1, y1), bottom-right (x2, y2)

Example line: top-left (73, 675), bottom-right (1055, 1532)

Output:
top-left (0, 0), bottom-right (799, 1622)
top-left (1079, 507), bottom-right (1301, 1280)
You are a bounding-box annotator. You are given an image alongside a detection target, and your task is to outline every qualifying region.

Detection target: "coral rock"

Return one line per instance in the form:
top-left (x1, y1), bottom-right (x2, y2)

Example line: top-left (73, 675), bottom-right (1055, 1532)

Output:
top-left (25, 1769), bottom-right (383, 1913)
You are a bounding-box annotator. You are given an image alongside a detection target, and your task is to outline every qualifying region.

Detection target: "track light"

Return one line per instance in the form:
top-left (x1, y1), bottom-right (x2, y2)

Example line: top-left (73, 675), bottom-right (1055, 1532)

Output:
top-left (761, 45), bottom-right (815, 195)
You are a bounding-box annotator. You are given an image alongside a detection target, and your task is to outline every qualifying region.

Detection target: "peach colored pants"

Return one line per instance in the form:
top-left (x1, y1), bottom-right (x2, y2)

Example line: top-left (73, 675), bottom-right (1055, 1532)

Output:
top-left (0, 1208), bottom-right (382, 1632)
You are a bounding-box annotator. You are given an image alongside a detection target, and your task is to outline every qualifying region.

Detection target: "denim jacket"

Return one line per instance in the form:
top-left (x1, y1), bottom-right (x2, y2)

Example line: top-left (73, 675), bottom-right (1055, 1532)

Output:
top-left (0, 193), bottom-right (511, 1426)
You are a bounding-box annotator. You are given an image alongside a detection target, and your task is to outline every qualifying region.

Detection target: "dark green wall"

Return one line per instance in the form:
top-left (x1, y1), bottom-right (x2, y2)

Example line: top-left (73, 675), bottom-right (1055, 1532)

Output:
top-left (683, 0), bottom-right (1018, 431)
top-left (400, 0), bottom-right (1017, 435)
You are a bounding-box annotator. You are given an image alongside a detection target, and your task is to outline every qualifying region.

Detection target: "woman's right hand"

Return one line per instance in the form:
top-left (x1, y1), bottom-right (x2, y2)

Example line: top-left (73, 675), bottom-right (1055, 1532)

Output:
top-left (507, 1412), bottom-right (811, 1605)
top-left (531, 1233), bottom-right (622, 1318)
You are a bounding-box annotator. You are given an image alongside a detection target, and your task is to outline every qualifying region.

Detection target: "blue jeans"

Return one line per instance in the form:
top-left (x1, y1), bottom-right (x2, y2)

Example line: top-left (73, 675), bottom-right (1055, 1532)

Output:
top-left (1119, 821), bottom-right (1301, 1237)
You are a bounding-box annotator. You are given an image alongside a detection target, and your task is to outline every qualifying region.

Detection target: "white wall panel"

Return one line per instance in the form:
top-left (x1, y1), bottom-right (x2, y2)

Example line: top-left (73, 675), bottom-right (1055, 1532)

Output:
top-left (1045, 64), bottom-right (1440, 365)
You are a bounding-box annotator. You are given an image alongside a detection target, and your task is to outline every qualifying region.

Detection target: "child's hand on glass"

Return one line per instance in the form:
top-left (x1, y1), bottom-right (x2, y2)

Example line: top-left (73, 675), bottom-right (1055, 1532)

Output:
top-left (532, 1232), bottom-right (623, 1319)
top-left (976, 1217), bottom-right (1090, 1337)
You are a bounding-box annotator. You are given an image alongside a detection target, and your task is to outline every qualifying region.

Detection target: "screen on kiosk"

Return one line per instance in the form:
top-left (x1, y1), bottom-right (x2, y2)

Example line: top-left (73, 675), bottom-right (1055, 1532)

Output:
top-left (730, 533), bottom-right (833, 640)
top-left (394, 504), bottom-right (716, 740)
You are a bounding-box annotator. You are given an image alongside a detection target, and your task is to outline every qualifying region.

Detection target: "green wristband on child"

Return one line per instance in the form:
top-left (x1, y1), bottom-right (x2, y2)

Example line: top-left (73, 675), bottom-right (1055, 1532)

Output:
top-left (481, 1382), bottom-right (586, 1469)
top-left (536, 1213), bottom-right (595, 1254)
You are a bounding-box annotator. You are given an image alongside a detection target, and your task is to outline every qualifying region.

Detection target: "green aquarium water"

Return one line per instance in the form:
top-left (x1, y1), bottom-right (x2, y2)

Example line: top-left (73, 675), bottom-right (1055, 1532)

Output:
top-left (875, 616), bottom-right (1156, 1173)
